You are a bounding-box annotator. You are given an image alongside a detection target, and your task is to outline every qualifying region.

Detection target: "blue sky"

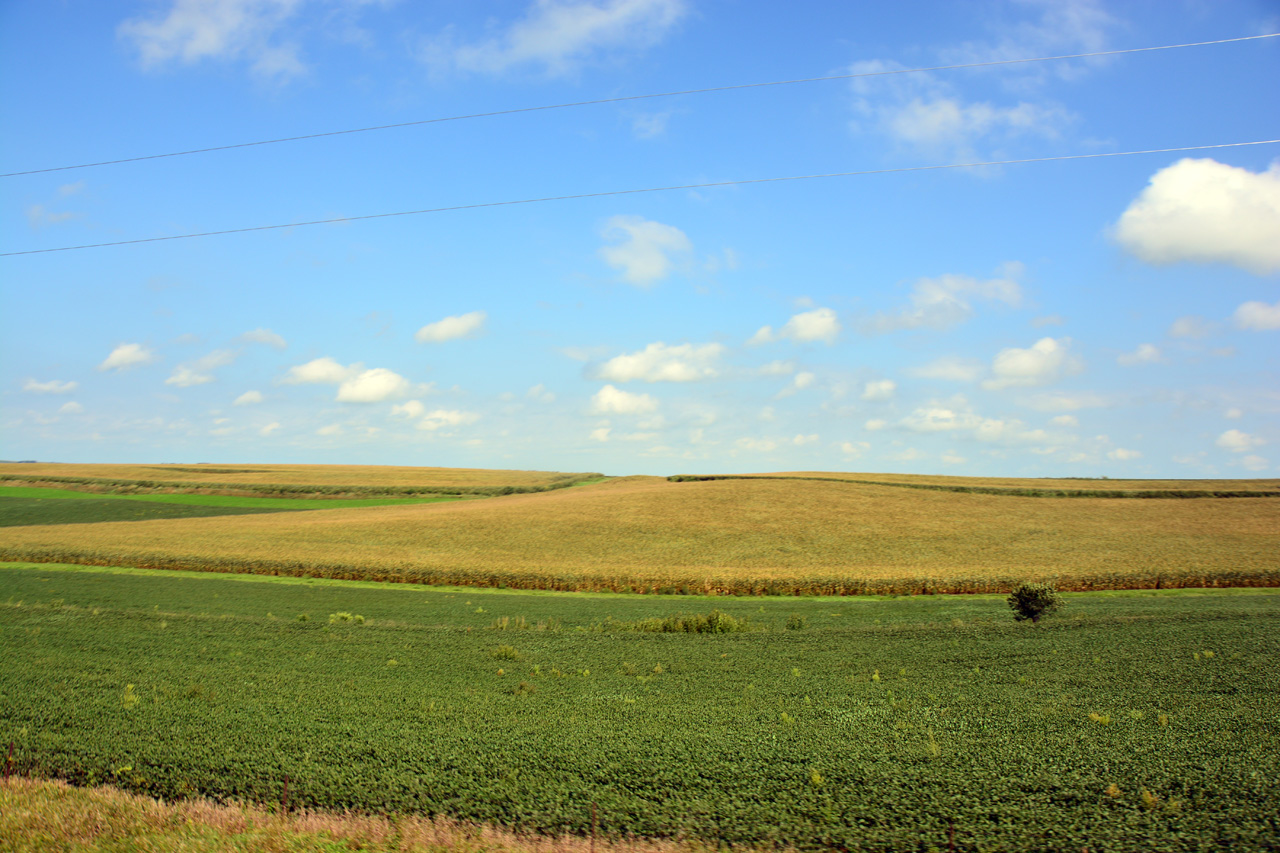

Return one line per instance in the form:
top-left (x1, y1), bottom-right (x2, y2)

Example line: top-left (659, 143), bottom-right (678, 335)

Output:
top-left (2, 0), bottom-right (1278, 477)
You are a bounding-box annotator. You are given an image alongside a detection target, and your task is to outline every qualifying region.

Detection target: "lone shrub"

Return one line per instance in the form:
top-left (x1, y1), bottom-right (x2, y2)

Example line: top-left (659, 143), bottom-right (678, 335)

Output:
top-left (1007, 582), bottom-right (1063, 623)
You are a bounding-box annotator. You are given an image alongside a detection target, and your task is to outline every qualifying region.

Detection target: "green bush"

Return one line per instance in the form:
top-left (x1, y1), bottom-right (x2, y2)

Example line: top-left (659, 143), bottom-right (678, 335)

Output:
top-left (785, 614), bottom-right (808, 631)
top-left (1007, 582), bottom-right (1063, 623)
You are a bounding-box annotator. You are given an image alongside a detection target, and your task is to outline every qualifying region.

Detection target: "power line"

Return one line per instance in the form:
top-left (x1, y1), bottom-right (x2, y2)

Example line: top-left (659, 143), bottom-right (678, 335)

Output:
top-left (4, 33), bottom-right (1276, 179)
top-left (4, 139), bottom-right (1276, 258)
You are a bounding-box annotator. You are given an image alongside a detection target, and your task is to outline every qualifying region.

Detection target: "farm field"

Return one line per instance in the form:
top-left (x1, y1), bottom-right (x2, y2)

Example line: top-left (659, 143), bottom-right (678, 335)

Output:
top-left (0, 462), bottom-right (602, 497)
top-left (1, 562), bottom-right (1277, 851)
top-left (1, 475), bottom-right (1276, 595)
top-left (0, 486), bottom-right (464, 528)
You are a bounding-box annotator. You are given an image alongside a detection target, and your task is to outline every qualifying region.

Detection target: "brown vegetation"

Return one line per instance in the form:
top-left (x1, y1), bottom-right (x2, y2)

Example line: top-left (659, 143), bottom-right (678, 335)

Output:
top-left (0, 777), bottom-right (701, 853)
top-left (2, 475), bottom-right (1276, 595)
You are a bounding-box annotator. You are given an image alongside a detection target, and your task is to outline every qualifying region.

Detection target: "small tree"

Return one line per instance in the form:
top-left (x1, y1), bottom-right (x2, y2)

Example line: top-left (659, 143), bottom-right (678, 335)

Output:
top-left (1007, 582), bottom-right (1063, 623)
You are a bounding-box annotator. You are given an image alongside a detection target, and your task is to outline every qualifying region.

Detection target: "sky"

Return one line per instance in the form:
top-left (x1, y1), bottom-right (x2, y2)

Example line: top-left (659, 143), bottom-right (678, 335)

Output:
top-left (1, 0), bottom-right (1278, 478)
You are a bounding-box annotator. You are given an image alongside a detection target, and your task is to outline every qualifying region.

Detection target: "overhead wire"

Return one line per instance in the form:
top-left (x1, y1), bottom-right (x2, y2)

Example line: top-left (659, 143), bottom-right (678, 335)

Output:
top-left (2, 32), bottom-right (1276, 178)
top-left (4, 139), bottom-right (1276, 257)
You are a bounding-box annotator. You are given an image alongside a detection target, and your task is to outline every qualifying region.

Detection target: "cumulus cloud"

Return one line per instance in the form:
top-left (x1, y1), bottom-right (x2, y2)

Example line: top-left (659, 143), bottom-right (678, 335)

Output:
top-left (1240, 455), bottom-right (1270, 472)
top-left (23, 379), bottom-right (78, 394)
top-left (864, 419), bottom-right (887, 431)
top-left (415, 311), bottom-right (487, 343)
top-left (118, 0), bottom-right (308, 79)
top-left (392, 400), bottom-right (426, 419)
top-left (317, 424), bottom-right (344, 436)
top-left (940, 450), bottom-right (966, 465)
top-left (526, 384), bottom-right (556, 403)
top-left (866, 265), bottom-right (1024, 334)
top-left (841, 440), bottom-right (870, 457)
top-left (336, 368), bottom-right (411, 403)
top-left (1217, 429), bottom-right (1265, 453)
top-left (99, 343), bottom-right (155, 372)
top-left (1168, 315), bottom-right (1213, 339)
top-left (1107, 448), bottom-right (1142, 461)
top-left (751, 308), bottom-right (841, 345)
top-left (282, 357), bottom-right (357, 385)
top-left (898, 397), bottom-right (1068, 447)
top-left (596, 342), bottom-right (723, 382)
top-left (590, 426), bottom-right (611, 442)
top-left (907, 356), bottom-right (983, 382)
top-left (234, 390), bottom-right (264, 406)
top-left (1234, 300), bottom-right (1280, 331)
top-left (591, 384), bottom-right (657, 414)
top-left (424, 0), bottom-right (686, 77)
top-left (1051, 414), bottom-right (1079, 427)
top-left (1024, 391), bottom-right (1108, 413)
top-left (982, 337), bottom-right (1079, 390)
top-left (599, 216), bottom-right (692, 286)
top-left (259, 421), bottom-right (281, 436)
top-left (1113, 159), bottom-right (1280, 275)
top-left (862, 379), bottom-right (896, 401)
top-left (239, 328), bottom-right (286, 349)
top-left (166, 349), bottom-right (236, 388)
top-left (1117, 343), bottom-right (1161, 366)
top-left (418, 409), bottom-right (480, 431)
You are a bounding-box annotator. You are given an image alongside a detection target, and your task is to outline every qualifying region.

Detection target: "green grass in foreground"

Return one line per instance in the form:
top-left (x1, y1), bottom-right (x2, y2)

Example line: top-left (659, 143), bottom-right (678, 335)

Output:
top-left (1, 562), bottom-right (1277, 852)
top-left (0, 486), bottom-right (463, 527)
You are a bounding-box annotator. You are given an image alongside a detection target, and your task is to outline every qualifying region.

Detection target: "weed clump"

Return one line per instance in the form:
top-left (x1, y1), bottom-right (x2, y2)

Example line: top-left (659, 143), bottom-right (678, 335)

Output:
top-left (593, 610), bottom-right (755, 634)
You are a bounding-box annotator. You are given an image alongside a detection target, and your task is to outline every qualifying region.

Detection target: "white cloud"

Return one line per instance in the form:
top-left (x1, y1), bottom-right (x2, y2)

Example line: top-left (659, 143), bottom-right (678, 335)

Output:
top-left (59, 401), bottom-right (84, 414)
top-left (260, 421), bottom-right (281, 436)
top-left (166, 349), bottom-right (236, 388)
top-left (1217, 429), bottom-right (1265, 453)
top-left (793, 434), bottom-right (819, 446)
top-left (392, 400), bottom-right (426, 419)
top-left (26, 204), bottom-right (77, 229)
top-left (755, 360), bottom-right (795, 376)
top-left (596, 342), bottom-right (723, 382)
top-left (982, 337), bottom-right (1079, 390)
top-left (119, 0), bottom-right (308, 80)
top-left (1240, 455), bottom-right (1270, 472)
top-left (862, 379), bottom-right (896, 401)
top-left (1117, 343), bottom-right (1161, 366)
top-left (317, 424), bottom-right (344, 436)
top-left (1169, 315), bottom-right (1212, 339)
top-left (418, 410), bottom-right (480, 431)
top-left (754, 308), bottom-right (841, 345)
top-left (792, 371), bottom-right (816, 390)
top-left (1024, 391), bottom-right (1107, 413)
top-left (415, 311), bottom-right (487, 343)
top-left (1113, 159), bottom-right (1280, 275)
top-left (1234, 300), bottom-right (1280, 331)
top-left (23, 379), bottom-right (78, 394)
top-left (1107, 448), bottom-right (1142, 461)
top-left (1225, 408), bottom-right (1243, 420)
top-left (336, 368), bottom-right (411, 403)
top-left (589, 426), bottom-right (611, 442)
top-left (99, 343), bottom-right (155, 372)
top-left (282, 357), bottom-right (357, 385)
top-left (426, 0), bottom-right (686, 77)
top-left (526, 384), bottom-right (556, 403)
top-left (736, 437), bottom-right (778, 453)
top-left (599, 216), bottom-right (692, 286)
top-left (864, 419), bottom-right (887, 431)
top-left (234, 390), bottom-right (263, 406)
top-left (849, 59), bottom-right (1072, 157)
top-left (591, 384), bottom-right (657, 414)
top-left (840, 441), bottom-right (870, 458)
top-left (907, 356), bottom-right (983, 382)
top-left (1050, 414), bottom-right (1078, 427)
top-left (239, 328), bottom-right (286, 349)
top-left (940, 450), bottom-right (966, 465)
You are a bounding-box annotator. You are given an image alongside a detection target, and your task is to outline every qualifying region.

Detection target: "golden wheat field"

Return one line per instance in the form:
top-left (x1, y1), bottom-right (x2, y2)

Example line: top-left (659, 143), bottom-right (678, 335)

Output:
top-left (2, 474), bottom-right (1276, 594)
top-left (748, 470), bottom-right (1280, 492)
top-left (0, 462), bottom-right (594, 493)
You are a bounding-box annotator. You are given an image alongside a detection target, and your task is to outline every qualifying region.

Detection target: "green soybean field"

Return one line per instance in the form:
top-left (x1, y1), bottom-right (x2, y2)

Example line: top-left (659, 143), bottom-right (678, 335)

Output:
top-left (1, 562), bottom-right (1278, 852)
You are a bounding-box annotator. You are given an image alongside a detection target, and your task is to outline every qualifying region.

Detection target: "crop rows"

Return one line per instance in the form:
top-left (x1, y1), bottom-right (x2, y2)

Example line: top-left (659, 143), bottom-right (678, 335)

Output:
top-left (2, 564), bottom-right (1278, 851)
top-left (1, 476), bottom-right (1275, 596)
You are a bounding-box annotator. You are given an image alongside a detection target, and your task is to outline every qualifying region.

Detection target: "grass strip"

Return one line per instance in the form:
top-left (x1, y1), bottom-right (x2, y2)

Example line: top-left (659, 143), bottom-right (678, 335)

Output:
top-left (0, 485), bottom-right (465, 509)
top-left (667, 473), bottom-right (1280, 498)
top-left (0, 497), bottom-right (309, 528)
